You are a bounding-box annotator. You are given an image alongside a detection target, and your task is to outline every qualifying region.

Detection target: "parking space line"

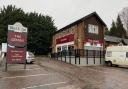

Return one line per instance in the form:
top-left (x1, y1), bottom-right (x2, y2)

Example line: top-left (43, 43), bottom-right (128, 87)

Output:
top-left (88, 67), bottom-right (104, 73)
top-left (1, 73), bottom-right (52, 79)
top-left (18, 68), bottom-right (41, 71)
top-left (87, 67), bottom-right (113, 74)
top-left (21, 82), bottom-right (67, 89)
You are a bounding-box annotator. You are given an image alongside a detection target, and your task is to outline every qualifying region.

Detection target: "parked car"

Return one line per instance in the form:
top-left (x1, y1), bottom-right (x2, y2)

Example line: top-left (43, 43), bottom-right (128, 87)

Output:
top-left (26, 51), bottom-right (35, 64)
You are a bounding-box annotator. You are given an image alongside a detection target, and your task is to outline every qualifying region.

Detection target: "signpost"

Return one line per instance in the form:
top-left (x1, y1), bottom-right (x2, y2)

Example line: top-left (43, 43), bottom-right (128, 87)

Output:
top-left (6, 22), bottom-right (27, 71)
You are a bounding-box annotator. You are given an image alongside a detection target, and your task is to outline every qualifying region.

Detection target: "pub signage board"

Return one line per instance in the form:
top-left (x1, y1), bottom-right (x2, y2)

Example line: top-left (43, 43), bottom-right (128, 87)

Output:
top-left (56, 34), bottom-right (74, 44)
top-left (7, 22), bottom-right (27, 64)
top-left (7, 46), bottom-right (26, 64)
top-left (8, 23), bottom-right (27, 47)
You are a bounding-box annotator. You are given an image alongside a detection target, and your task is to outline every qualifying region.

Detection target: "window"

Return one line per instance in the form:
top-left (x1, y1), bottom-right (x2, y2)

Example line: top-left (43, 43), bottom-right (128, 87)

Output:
top-left (57, 46), bottom-right (61, 52)
top-left (106, 51), bottom-right (112, 57)
top-left (62, 45), bottom-right (67, 51)
top-left (68, 45), bottom-right (74, 50)
top-left (88, 24), bottom-right (99, 34)
top-left (126, 52), bottom-right (128, 57)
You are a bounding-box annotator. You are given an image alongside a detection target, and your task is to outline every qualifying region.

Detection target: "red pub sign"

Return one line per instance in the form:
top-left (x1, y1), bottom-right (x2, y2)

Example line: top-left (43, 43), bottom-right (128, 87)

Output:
top-left (85, 38), bottom-right (103, 46)
top-left (7, 22), bottom-right (27, 64)
top-left (7, 47), bottom-right (26, 64)
top-left (7, 32), bottom-right (27, 47)
top-left (56, 34), bottom-right (74, 44)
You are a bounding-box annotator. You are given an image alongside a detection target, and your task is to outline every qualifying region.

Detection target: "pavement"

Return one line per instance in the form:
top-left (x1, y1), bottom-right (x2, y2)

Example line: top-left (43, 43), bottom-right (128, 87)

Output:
top-left (0, 57), bottom-right (128, 89)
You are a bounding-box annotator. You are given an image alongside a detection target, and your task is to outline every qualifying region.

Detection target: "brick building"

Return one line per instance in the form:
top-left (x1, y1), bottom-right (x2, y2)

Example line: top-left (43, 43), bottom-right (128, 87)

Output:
top-left (52, 12), bottom-right (106, 53)
top-left (52, 12), bottom-right (107, 66)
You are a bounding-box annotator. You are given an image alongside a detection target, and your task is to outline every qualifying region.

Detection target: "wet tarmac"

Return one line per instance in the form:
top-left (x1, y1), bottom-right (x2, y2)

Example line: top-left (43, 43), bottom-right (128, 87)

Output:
top-left (0, 57), bottom-right (128, 89)
top-left (37, 57), bottom-right (128, 89)
top-left (0, 63), bottom-right (70, 89)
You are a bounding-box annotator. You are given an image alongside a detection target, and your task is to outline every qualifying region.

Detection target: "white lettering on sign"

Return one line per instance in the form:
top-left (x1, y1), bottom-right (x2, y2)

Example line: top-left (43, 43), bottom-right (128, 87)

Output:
top-left (11, 38), bottom-right (24, 42)
top-left (10, 34), bottom-right (25, 42)
top-left (8, 22), bottom-right (27, 33)
top-left (14, 34), bottom-right (21, 38)
top-left (8, 25), bottom-right (27, 33)
top-left (60, 38), bottom-right (67, 42)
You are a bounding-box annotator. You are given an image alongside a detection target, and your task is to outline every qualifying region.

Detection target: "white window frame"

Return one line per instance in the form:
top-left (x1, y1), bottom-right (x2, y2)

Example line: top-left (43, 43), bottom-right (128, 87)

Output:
top-left (56, 41), bottom-right (74, 52)
top-left (88, 24), bottom-right (99, 34)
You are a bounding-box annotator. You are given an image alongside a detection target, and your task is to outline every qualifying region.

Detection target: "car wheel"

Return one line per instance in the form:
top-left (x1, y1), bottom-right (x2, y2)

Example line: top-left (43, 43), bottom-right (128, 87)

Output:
top-left (26, 60), bottom-right (29, 64)
top-left (115, 65), bottom-right (119, 67)
top-left (107, 61), bottom-right (112, 67)
top-left (30, 61), bottom-right (33, 64)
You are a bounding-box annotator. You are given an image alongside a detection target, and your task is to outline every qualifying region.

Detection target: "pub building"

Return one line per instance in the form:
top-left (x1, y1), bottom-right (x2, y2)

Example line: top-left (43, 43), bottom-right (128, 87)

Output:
top-left (52, 12), bottom-right (107, 66)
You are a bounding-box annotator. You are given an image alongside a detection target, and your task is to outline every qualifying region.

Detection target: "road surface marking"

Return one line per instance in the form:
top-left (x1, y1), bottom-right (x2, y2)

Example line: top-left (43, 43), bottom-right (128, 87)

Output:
top-left (18, 68), bottom-right (41, 71)
top-left (1, 73), bottom-right (52, 79)
top-left (22, 82), bottom-right (67, 89)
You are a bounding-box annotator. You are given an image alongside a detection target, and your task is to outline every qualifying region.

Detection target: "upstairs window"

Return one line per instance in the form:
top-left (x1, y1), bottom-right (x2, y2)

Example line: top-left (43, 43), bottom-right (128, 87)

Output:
top-left (88, 24), bottom-right (99, 34)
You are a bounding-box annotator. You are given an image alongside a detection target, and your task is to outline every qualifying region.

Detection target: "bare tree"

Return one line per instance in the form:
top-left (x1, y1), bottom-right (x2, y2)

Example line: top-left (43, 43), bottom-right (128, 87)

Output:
top-left (119, 7), bottom-right (128, 36)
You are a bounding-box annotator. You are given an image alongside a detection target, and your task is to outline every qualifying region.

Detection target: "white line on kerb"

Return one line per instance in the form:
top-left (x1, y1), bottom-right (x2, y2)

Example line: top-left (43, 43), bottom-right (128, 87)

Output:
top-left (22, 82), bottom-right (67, 89)
top-left (2, 73), bottom-right (51, 79)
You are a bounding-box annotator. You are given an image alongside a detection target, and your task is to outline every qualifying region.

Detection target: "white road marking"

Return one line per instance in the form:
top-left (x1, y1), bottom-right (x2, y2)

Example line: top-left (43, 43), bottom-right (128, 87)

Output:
top-left (86, 67), bottom-right (115, 74)
top-left (1, 73), bottom-right (52, 79)
top-left (88, 67), bottom-right (104, 73)
top-left (18, 68), bottom-right (41, 71)
top-left (22, 82), bottom-right (67, 89)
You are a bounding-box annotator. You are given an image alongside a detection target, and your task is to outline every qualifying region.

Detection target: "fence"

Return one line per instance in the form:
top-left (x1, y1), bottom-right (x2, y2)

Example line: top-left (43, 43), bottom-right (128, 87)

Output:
top-left (51, 49), bottom-right (105, 66)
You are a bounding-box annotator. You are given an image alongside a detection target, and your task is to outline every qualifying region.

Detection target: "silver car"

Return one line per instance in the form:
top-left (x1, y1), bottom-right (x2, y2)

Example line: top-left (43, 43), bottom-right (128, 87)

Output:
top-left (26, 51), bottom-right (35, 64)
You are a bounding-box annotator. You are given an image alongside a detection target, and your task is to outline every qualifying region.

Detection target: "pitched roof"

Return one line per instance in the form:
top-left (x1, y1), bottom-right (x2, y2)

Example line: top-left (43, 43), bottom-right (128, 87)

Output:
top-left (105, 35), bottom-right (121, 43)
top-left (54, 12), bottom-right (107, 34)
top-left (105, 35), bottom-right (128, 45)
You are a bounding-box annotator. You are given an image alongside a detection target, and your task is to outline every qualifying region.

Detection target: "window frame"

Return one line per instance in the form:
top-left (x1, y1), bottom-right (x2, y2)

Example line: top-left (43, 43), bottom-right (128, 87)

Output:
top-left (88, 24), bottom-right (99, 34)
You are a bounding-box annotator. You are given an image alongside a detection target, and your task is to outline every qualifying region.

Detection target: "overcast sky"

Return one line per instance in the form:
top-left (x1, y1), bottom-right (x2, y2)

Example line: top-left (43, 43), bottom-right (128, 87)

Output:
top-left (0, 0), bottom-right (128, 29)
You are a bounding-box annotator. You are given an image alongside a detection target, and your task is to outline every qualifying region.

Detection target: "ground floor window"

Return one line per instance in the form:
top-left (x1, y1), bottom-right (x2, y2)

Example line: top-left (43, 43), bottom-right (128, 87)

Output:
top-left (62, 45), bottom-right (67, 51)
top-left (68, 45), bottom-right (74, 50)
top-left (84, 46), bottom-right (103, 50)
top-left (57, 46), bottom-right (61, 52)
top-left (56, 45), bottom-right (74, 52)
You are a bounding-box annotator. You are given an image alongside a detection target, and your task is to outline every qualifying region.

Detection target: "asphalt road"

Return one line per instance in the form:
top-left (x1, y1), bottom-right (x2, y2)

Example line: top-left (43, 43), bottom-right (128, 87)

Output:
top-left (0, 57), bottom-right (128, 89)
top-left (0, 63), bottom-right (70, 89)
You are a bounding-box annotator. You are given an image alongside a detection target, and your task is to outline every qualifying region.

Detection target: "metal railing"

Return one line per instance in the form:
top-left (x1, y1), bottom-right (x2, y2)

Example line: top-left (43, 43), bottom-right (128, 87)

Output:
top-left (51, 49), bottom-right (105, 65)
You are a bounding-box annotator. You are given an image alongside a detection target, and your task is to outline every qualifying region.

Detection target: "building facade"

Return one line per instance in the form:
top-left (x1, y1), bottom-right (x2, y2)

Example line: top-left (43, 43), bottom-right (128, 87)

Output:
top-left (52, 12), bottom-right (106, 53)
